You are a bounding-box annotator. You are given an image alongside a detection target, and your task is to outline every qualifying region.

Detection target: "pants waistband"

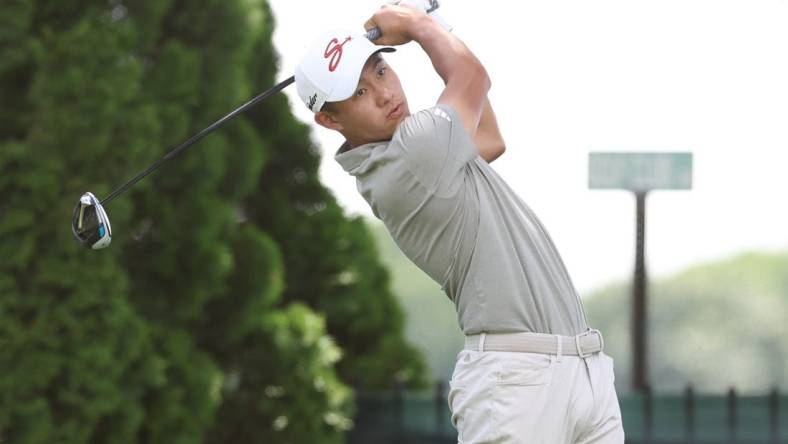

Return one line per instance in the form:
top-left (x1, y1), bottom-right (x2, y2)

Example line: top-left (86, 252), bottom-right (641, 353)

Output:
top-left (464, 329), bottom-right (604, 358)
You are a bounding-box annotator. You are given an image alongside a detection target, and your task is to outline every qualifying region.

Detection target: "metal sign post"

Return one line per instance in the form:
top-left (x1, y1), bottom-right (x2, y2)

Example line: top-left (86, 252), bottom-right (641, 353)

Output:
top-left (589, 152), bottom-right (693, 392)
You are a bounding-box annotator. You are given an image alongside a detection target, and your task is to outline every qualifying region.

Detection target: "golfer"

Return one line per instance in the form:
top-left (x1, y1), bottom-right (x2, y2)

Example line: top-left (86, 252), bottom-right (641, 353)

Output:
top-left (294, 4), bottom-right (624, 443)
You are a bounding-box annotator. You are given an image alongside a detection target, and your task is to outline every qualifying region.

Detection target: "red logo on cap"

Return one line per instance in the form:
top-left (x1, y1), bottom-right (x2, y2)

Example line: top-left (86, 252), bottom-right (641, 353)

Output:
top-left (324, 36), bottom-right (352, 72)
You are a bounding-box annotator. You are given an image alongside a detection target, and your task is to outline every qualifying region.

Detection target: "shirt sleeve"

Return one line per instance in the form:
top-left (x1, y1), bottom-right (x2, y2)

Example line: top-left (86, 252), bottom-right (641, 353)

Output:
top-left (394, 104), bottom-right (479, 197)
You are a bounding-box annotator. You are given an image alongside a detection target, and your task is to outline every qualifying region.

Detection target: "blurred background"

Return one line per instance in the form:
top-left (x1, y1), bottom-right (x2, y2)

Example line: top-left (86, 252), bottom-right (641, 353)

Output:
top-left (1, 0), bottom-right (786, 443)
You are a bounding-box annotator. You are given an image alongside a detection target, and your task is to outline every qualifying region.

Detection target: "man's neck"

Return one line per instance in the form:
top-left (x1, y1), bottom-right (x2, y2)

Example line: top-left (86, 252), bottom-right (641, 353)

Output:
top-left (338, 140), bottom-right (353, 153)
top-left (344, 134), bottom-right (367, 149)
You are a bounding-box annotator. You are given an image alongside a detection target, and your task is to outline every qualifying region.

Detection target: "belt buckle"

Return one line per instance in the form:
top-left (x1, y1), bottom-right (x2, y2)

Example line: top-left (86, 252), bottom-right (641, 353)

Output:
top-left (575, 329), bottom-right (603, 358)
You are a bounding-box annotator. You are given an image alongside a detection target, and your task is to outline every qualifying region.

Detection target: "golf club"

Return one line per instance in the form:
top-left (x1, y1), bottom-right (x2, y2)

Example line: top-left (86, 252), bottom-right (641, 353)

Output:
top-left (71, 0), bottom-right (444, 249)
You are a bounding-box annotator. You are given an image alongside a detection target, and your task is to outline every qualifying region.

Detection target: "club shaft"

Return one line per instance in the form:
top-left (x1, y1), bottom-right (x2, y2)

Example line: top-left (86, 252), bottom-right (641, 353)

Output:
top-left (100, 75), bottom-right (295, 205)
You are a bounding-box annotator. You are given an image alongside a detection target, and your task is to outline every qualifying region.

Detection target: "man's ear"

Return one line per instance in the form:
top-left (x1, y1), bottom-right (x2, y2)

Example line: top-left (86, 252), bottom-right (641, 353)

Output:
top-left (314, 111), bottom-right (342, 131)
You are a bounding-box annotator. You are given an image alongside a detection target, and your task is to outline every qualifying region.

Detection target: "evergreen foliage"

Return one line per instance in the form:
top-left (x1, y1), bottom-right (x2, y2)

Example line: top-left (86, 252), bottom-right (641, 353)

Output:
top-left (584, 250), bottom-right (788, 392)
top-left (0, 0), bottom-right (423, 442)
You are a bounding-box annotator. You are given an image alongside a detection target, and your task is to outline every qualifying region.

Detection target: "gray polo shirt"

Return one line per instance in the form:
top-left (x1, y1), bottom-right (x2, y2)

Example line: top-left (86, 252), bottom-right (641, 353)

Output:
top-left (335, 104), bottom-right (588, 336)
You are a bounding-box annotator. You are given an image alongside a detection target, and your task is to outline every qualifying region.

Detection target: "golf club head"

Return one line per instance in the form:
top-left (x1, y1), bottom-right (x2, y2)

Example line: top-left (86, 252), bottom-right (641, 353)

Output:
top-left (71, 192), bottom-right (112, 250)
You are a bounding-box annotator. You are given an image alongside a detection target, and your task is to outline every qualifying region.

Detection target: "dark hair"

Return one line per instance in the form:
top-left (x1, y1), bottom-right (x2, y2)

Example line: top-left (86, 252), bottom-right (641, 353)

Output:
top-left (320, 101), bottom-right (337, 113)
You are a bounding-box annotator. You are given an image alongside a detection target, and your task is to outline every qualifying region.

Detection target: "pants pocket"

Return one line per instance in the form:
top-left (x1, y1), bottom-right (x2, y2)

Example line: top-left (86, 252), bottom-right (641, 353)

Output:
top-left (449, 381), bottom-right (497, 443)
top-left (447, 382), bottom-right (465, 428)
top-left (448, 351), bottom-right (496, 443)
top-left (494, 352), bottom-right (553, 386)
top-left (490, 354), bottom-right (555, 442)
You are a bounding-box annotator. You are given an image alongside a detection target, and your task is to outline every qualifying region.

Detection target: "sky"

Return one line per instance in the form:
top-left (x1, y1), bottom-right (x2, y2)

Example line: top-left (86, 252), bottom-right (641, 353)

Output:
top-left (267, 0), bottom-right (788, 294)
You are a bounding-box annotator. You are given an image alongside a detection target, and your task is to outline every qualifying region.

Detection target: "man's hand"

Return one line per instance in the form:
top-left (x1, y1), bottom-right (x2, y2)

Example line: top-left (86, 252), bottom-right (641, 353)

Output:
top-left (364, 4), bottom-right (428, 46)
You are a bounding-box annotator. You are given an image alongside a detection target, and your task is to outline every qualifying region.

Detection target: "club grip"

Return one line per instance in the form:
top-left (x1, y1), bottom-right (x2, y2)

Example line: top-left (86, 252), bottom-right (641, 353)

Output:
top-left (365, 27), bottom-right (382, 42)
top-left (364, 1), bottom-right (448, 43)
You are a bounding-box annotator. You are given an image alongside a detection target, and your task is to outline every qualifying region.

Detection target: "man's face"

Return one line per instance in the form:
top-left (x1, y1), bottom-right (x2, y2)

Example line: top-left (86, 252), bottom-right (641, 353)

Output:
top-left (316, 54), bottom-right (410, 147)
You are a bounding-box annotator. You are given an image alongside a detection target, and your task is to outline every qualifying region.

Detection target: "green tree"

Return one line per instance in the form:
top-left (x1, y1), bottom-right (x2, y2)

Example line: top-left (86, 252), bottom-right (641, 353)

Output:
top-left (585, 250), bottom-right (788, 392)
top-left (1, 0), bottom-right (424, 442)
top-left (112, 0), bottom-right (355, 441)
top-left (0, 2), bottom-right (205, 442)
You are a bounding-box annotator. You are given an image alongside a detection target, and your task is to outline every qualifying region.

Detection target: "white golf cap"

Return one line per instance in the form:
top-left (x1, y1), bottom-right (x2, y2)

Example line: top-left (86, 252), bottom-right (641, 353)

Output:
top-left (295, 29), bottom-right (394, 113)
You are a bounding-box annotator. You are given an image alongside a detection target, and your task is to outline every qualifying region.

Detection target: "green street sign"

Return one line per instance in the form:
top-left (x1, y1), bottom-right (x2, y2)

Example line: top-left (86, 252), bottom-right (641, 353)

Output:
top-left (588, 152), bottom-right (693, 191)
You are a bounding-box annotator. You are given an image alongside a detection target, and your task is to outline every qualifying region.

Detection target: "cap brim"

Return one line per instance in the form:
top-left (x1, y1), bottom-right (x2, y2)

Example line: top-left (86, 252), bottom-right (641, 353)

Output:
top-left (325, 47), bottom-right (396, 103)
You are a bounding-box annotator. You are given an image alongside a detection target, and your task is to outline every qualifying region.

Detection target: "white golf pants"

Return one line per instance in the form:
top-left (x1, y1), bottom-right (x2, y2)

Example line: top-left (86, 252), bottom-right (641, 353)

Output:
top-left (448, 349), bottom-right (625, 443)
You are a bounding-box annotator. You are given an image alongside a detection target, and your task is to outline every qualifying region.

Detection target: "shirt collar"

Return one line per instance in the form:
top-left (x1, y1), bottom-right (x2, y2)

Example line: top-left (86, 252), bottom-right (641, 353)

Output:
top-left (334, 140), bottom-right (386, 174)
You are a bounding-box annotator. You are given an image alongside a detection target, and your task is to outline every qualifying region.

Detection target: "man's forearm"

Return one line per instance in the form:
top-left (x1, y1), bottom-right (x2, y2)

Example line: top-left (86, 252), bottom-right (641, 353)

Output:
top-left (408, 16), bottom-right (488, 89)
top-left (407, 16), bottom-right (490, 137)
top-left (408, 17), bottom-right (501, 159)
